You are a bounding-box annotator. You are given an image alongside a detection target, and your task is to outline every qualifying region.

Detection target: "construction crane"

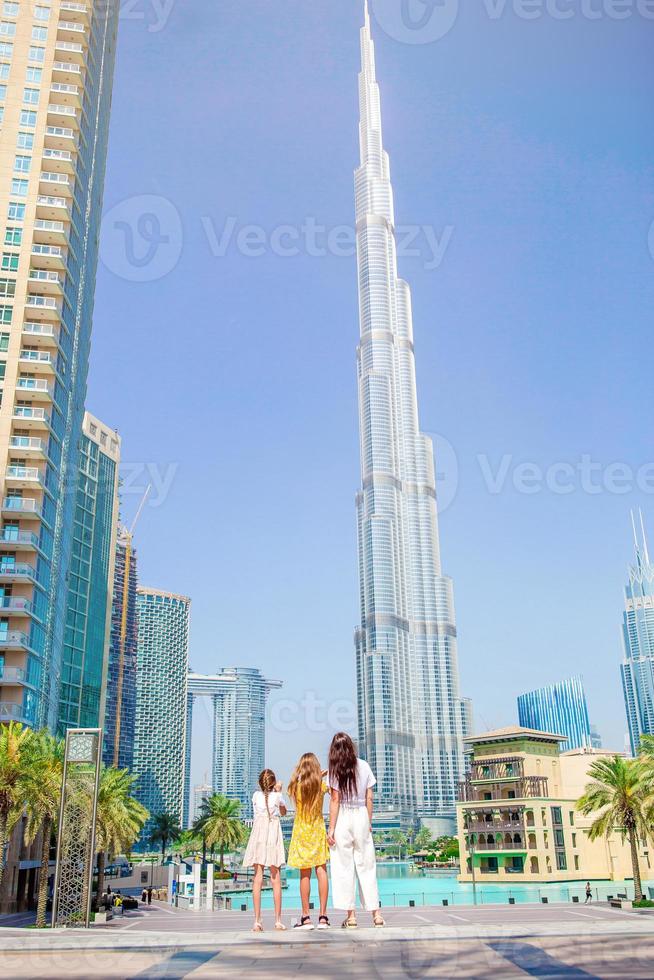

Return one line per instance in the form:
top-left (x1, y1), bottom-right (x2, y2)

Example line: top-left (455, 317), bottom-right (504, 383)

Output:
top-left (111, 485), bottom-right (151, 766)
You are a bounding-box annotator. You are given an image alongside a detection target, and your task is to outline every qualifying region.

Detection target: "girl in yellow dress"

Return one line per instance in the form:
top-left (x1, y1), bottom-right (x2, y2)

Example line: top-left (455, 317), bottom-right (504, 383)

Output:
top-left (287, 752), bottom-right (330, 930)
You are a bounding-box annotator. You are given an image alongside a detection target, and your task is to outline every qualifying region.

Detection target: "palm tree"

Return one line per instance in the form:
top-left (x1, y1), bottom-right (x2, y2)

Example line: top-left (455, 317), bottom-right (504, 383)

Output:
top-left (149, 812), bottom-right (182, 862)
top-left (390, 830), bottom-right (408, 860)
top-left (94, 767), bottom-right (148, 910)
top-left (576, 756), bottom-right (649, 903)
top-left (0, 722), bottom-right (35, 892)
top-left (23, 731), bottom-right (64, 928)
top-left (193, 795), bottom-right (245, 872)
top-left (414, 826), bottom-right (433, 852)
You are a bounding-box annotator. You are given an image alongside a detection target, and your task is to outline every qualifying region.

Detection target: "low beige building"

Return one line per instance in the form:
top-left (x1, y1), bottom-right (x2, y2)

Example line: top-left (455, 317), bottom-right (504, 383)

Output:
top-left (457, 727), bottom-right (652, 884)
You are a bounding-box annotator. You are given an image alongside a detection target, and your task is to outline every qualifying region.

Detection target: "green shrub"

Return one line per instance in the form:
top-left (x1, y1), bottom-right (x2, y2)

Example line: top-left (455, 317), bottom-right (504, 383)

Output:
top-left (633, 898), bottom-right (654, 908)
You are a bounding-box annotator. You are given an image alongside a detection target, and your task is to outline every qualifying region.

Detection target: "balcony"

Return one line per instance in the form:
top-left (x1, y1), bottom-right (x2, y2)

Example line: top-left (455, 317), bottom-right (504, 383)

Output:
top-left (2, 497), bottom-right (42, 518)
top-left (47, 103), bottom-right (79, 130)
top-left (0, 630), bottom-right (30, 651)
top-left (4, 465), bottom-right (44, 489)
top-left (57, 20), bottom-right (87, 43)
top-left (52, 60), bottom-right (83, 85)
top-left (471, 840), bottom-right (527, 853)
top-left (39, 172), bottom-right (72, 197)
top-left (42, 147), bottom-right (75, 174)
top-left (60, 1), bottom-right (89, 23)
top-left (54, 40), bottom-right (85, 64)
top-left (458, 775), bottom-right (549, 803)
top-left (15, 377), bottom-right (53, 402)
top-left (25, 294), bottom-right (62, 322)
top-left (11, 406), bottom-right (52, 430)
top-left (19, 350), bottom-right (56, 376)
top-left (466, 818), bottom-right (525, 834)
top-left (22, 322), bottom-right (58, 349)
top-left (33, 218), bottom-right (68, 246)
top-left (0, 666), bottom-right (28, 686)
top-left (0, 702), bottom-right (28, 722)
top-left (28, 270), bottom-right (63, 296)
top-left (44, 125), bottom-right (77, 152)
top-left (31, 244), bottom-right (66, 272)
top-left (0, 563), bottom-right (37, 583)
top-left (0, 598), bottom-right (32, 617)
top-left (0, 528), bottom-right (41, 551)
top-left (470, 757), bottom-right (525, 782)
top-left (36, 195), bottom-right (70, 222)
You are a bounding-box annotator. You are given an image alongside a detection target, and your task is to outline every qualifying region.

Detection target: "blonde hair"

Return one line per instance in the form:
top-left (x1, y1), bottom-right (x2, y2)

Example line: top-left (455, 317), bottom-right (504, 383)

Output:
top-left (259, 768), bottom-right (276, 819)
top-left (288, 753), bottom-right (323, 821)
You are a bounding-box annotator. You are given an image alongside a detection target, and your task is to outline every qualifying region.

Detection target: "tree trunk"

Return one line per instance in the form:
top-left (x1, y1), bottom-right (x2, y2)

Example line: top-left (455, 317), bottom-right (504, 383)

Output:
top-left (0, 810), bottom-right (8, 894)
top-left (629, 829), bottom-right (644, 902)
top-left (94, 851), bottom-right (106, 913)
top-left (35, 815), bottom-right (52, 929)
top-left (220, 846), bottom-right (224, 873)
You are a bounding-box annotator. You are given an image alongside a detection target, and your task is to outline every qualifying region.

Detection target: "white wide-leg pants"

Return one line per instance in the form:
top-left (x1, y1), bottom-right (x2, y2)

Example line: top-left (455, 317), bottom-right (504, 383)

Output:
top-left (331, 806), bottom-right (380, 911)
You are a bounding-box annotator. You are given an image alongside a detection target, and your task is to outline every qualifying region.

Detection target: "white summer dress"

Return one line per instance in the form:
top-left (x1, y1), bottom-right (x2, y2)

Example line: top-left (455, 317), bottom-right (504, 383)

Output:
top-left (242, 790), bottom-right (286, 869)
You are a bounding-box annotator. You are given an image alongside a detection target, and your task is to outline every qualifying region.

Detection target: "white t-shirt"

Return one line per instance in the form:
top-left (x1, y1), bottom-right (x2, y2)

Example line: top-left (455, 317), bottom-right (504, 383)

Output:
top-left (328, 758), bottom-right (376, 807)
top-left (252, 790), bottom-right (286, 818)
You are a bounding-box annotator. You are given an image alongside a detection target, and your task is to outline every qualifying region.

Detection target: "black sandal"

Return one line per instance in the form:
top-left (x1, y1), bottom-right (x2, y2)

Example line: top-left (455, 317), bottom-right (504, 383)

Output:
top-left (317, 915), bottom-right (330, 930)
top-left (294, 915), bottom-right (314, 930)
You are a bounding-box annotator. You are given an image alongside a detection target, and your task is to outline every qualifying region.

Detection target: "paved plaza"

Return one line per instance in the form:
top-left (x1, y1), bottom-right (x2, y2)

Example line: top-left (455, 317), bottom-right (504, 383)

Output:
top-left (1, 902), bottom-right (654, 978)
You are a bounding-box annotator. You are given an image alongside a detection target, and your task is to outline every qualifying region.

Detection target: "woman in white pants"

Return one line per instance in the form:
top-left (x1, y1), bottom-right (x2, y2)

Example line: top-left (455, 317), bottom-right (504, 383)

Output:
top-left (327, 732), bottom-right (384, 928)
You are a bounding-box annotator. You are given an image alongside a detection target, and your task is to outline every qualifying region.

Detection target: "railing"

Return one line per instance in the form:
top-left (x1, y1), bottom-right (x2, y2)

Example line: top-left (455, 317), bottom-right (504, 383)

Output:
top-left (0, 702), bottom-right (26, 721)
top-left (47, 104), bottom-right (77, 118)
top-left (20, 351), bottom-right (53, 366)
top-left (10, 436), bottom-right (44, 450)
top-left (0, 528), bottom-right (40, 547)
top-left (470, 757), bottom-right (525, 781)
top-left (0, 630), bottom-right (29, 648)
top-left (52, 60), bottom-right (82, 73)
top-left (13, 406), bottom-right (51, 422)
top-left (27, 272), bottom-right (62, 285)
top-left (37, 194), bottom-right (68, 208)
top-left (16, 378), bottom-right (53, 394)
top-left (0, 597), bottom-right (32, 614)
top-left (50, 82), bottom-right (79, 96)
top-left (6, 466), bottom-right (41, 481)
top-left (58, 20), bottom-right (86, 32)
top-left (42, 147), bottom-right (73, 161)
top-left (23, 321), bottom-right (56, 336)
top-left (3, 497), bottom-right (40, 513)
top-left (26, 296), bottom-right (59, 310)
top-left (0, 666), bottom-right (27, 684)
top-left (466, 819), bottom-right (524, 833)
top-left (34, 218), bottom-right (67, 233)
top-left (54, 41), bottom-right (84, 53)
top-left (45, 125), bottom-right (76, 140)
top-left (0, 563), bottom-right (37, 579)
top-left (459, 775), bottom-right (549, 802)
top-left (470, 840), bottom-right (525, 851)
top-left (40, 172), bottom-right (70, 186)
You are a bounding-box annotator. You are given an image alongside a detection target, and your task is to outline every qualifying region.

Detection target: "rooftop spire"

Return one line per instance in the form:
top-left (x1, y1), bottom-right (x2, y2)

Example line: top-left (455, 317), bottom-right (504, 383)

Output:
top-left (640, 508), bottom-right (651, 565)
top-left (364, 0), bottom-right (370, 28)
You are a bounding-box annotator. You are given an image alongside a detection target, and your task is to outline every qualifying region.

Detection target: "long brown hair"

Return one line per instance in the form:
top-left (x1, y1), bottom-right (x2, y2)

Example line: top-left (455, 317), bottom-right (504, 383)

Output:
top-left (328, 732), bottom-right (358, 802)
top-left (288, 753), bottom-right (323, 820)
top-left (259, 768), bottom-right (276, 818)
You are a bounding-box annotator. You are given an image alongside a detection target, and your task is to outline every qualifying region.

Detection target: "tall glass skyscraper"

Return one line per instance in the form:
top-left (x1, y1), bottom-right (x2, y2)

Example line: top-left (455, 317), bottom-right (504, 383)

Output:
top-left (102, 525), bottom-right (139, 770)
top-left (353, 4), bottom-right (466, 826)
top-left (621, 513), bottom-right (654, 756)
top-left (57, 412), bottom-right (119, 733)
top-left (0, 2), bottom-right (120, 731)
top-left (517, 676), bottom-right (593, 751)
top-left (133, 588), bottom-right (191, 846)
top-left (183, 667), bottom-right (282, 826)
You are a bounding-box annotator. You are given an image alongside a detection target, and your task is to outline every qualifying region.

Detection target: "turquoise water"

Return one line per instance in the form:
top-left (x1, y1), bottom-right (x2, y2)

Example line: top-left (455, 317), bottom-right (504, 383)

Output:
top-left (230, 862), bottom-right (651, 911)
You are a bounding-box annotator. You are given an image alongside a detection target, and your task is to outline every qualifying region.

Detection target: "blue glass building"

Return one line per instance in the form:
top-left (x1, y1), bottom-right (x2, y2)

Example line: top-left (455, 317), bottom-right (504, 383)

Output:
top-left (58, 412), bottom-right (120, 733)
top-left (620, 513), bottom-right (654, 756)
top-left (0, 2), bottom-right (121, 731)
top-left (102, 526), bottom-right (139, 770)
top-left (517, 676), bottom-right (592, 751)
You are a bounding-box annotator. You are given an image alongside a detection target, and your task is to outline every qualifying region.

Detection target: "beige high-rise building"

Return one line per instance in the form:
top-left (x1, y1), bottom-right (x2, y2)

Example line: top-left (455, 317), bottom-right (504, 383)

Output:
top-left (0, 2), bottom-right (120, 730)
top-left (457, 727), bottom-right (652, 883)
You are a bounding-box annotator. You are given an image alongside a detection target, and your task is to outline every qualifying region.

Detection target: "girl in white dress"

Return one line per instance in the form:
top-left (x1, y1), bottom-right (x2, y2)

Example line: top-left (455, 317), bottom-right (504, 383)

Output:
top-left (242, 768), bottom-right (287, 932)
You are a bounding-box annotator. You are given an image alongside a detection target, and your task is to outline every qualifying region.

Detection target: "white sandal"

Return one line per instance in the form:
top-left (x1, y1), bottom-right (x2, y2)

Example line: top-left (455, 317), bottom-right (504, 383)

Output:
top-left (274, 921), bottom-right (287, 931)
top-left (252, 921), bottom-right (264, 933)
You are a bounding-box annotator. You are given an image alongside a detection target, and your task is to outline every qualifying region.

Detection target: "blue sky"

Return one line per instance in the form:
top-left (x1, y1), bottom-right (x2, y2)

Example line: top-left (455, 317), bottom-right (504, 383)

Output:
top-left (88, 0), bottom-right (654, 787)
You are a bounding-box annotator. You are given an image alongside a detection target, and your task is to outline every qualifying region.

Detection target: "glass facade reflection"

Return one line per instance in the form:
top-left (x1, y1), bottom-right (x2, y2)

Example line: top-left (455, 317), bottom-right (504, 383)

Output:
top-left (621, 513), bottom-right (654, 755)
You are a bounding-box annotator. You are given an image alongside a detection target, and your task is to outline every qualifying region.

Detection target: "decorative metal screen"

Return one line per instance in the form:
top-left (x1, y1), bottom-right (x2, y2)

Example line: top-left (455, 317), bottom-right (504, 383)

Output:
top-left (52, 729), bottom-right (102, 928)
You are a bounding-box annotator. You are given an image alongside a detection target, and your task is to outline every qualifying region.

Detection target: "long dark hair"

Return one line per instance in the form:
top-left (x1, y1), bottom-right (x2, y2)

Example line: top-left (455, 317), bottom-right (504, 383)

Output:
top-left (328, 732), bottom-right (358, 802)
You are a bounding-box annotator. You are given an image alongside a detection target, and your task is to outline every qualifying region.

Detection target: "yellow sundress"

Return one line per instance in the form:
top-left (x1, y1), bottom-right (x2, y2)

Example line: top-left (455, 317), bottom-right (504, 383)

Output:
top-left (287, 781), bottom-right (330, 869)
